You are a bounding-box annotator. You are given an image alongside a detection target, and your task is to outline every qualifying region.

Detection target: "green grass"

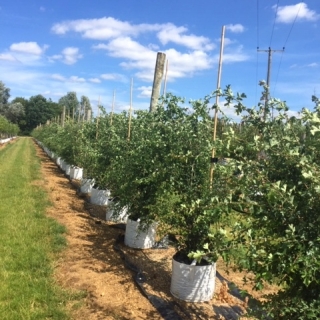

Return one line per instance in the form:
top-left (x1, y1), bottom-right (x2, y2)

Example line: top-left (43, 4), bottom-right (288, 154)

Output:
top-left (0, 138), bottom-right (81, 320)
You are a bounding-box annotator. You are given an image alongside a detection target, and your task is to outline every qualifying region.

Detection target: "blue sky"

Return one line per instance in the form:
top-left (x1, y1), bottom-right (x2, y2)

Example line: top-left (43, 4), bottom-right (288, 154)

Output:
top-left (0, 0), bottom-right (319, 117)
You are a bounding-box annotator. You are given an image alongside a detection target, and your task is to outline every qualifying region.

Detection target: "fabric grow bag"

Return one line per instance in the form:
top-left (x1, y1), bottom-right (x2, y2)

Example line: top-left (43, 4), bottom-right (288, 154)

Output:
top-left (170, 256), bottom-right (216, 302)
top-left (70, 166), bottom-right (83, 180)
top-left (105, 203), bottom-right (128, 223)
top-left (64, 163), bottom-right (71, 176)
top-left (124, 218), bottom-right (156, 249)
top-left (80, 179), bottom-right (95, 194)
top-left (90, 188), bottom-right (111, 205)
top-left (56, 157), bottom-right (62, 167)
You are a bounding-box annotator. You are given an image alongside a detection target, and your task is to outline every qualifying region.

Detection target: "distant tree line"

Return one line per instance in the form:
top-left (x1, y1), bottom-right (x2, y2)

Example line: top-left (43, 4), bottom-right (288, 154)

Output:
top-left (0, 81), bottom-right (92, 135)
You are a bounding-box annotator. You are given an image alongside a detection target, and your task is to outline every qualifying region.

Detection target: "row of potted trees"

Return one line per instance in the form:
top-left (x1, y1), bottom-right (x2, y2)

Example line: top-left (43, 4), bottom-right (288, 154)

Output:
top-left (33, 92), bottom-right (233, 302)
top-left (0, 115), bottom-right (19, 140)
top-left (32, 87), bottom-right (320, 318)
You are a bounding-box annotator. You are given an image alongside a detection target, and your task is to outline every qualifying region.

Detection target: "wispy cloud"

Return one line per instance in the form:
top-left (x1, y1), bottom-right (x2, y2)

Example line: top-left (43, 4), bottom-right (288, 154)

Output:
top-left (222, 45), bottom-right (249, 63)
top-left (225, 24), bottom-right (245, 33)
top-left (100, 73), bottom-right (127, 82)
top-left (0, 42), bottom-right (49, 66)
top-left (137, 86), bottom-right (152, 98)
top-left (89, 78), bottom-right (101, 83)
top-left (275, 2), bottom-right (320, 24)
top-left (49, 47), bottom-right (83, 65)
top-left (0, 53), bottom-right (18, 62)
top-left (10, 42), bottom-right (48, 55)
top-left (156, 23), bottom-right (214, 51)
top-left (95, 37), bottom-right (214, 82)
top-left (51, 17), bottom-right (142, 39)
top-left (307, 62), bottom-right (318, 67)
top-left (54, 17), bottom-right (247, 83)
top-left (51, 74), bottom-right (86, 82)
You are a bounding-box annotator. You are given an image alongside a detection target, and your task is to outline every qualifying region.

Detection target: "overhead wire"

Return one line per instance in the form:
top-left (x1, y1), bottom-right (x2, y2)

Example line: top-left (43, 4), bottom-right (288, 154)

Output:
top-left (269, 0), bottom-right (280, 47)
top-left (269, 0), bottom-right (281, 97)
top-left (255, 0), bottom-right (260, 104)
top-left (283, 2), bottom-right (302, 48)
top-left (272, 2), bottom-right (302, 97)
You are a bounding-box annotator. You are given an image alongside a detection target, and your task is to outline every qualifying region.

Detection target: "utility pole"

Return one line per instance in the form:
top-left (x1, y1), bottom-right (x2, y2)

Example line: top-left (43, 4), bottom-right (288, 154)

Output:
top-left (258, 47), bottom-right (284, 119)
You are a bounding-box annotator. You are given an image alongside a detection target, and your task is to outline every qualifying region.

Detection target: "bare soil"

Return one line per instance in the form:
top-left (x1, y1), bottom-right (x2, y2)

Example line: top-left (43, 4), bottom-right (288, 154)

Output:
top-left (35, 141), bottom-right (277, 320)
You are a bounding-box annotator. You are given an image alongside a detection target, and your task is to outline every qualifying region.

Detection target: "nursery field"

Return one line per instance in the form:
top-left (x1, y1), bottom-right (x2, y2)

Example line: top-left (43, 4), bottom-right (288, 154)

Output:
top-left (30, 139), bottom-right (279, 319)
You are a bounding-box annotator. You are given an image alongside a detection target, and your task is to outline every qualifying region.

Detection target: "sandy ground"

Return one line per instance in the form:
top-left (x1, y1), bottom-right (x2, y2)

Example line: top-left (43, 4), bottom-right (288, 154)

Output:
top-left (34, 141), bottom-right (277, 320)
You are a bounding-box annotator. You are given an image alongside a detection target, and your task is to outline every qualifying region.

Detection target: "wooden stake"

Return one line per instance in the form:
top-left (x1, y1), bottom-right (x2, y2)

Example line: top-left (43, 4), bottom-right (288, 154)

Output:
top-left (96, 96), bottom-right (100, 140)
top-left (210, 25), bottom-right (225, 186)
top-left (111, 90), bottom-right (115, 126)
top-left (62, 105), bottom-right (66, 127)
top-left (128, 78), bottom-right (133, 141)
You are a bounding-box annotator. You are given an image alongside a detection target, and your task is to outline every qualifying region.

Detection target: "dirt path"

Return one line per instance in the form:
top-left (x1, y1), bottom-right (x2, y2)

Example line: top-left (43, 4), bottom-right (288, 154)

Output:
top-left (35, 140), bottom-right (276, 320)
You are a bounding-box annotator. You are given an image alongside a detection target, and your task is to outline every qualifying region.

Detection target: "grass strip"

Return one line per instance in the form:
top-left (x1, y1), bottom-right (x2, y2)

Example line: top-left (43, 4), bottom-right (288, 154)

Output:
top-left (0, 137), bottom-right (75, 320)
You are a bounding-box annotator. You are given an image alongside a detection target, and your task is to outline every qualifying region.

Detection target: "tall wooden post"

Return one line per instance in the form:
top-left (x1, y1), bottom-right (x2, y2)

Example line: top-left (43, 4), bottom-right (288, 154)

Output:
top-left (149, 52), bottom-right (166, 112)
top-left (62, 105), bottom-right (66, 127)
top-left (86, 109), bottom-right (91, 122)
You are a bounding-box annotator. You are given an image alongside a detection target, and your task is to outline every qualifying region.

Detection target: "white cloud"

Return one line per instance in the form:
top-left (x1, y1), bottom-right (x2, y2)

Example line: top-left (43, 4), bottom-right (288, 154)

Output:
top-left (223, 45), bottom-right (250, 63)
top-left (97, 37), bottom-right (213, 82)
top-left (92, 43), bottom-right (109, 50)
top-left (51, 17), bottom-right (141, 40)
top-left (0, 53), bottom-right (17, 62)
top-left (2, 44), bottom-right (47, 66)
top-left (53, 17), bottom-right (213, 51)
top-left (157, 23), bottom-right (214, 51)
top-left (10, 42), bottom-right (47, 55)
top-left (162, 48), bottom-right (213, 80)
top-left (62, 47), bottom-right (82, 64)
top-left (138, 86), bottom-right (152, 98)
top-left (50, 47), bottom-right (82, 65)
top-left (69, 76), bottom-right (86, 82)
top-left (89, 78), bottom-right (101, 83)
top-left (101, 73), bottom-right (126, 82)
top-left (51, 74), bottom-right (86, 83)
top-left (40, 6), bottom-right (45, 12)
top-left (225, 24), bottom-right (245, 33)
top-left (275, 2), bottom-right (320, 24)
top-left (307, 62), bottom-right (318, 67)
top-left (51, 74), bottom-right (66, 81)
top-left (220, 37), bottom-right (236, 46)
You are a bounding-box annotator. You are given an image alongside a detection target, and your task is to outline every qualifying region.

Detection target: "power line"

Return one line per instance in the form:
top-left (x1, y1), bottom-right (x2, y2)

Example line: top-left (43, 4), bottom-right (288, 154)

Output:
top-left (255, 0), bottom-right (260, 103)
top-left (272, 50), bottom-right (284, 97)
top-left (272, 3), bottom-right (302, 96)
top-left (257, 0), bottom-right (260, 48)
top-left (283, 2), bottom-right (302, 48)
top-left (270, 0), bottom-right (280, 47)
